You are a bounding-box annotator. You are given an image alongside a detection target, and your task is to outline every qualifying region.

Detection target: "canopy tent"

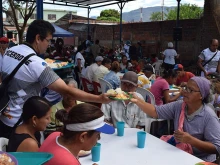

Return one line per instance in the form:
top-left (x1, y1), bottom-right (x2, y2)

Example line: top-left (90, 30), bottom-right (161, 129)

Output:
top-left (52, 24), bottom-right (74, 37)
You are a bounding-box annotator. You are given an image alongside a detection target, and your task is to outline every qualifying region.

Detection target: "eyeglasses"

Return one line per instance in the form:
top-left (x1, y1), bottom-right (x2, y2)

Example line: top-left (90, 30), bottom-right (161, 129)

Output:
top-left (44, 38), bottom-right (51, 43)
top-left (183, 86), bottom-right (200, 93)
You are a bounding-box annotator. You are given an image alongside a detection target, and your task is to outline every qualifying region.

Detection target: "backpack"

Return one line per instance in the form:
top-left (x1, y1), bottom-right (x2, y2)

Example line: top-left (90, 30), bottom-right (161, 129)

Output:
top-left (0, 53), bottom-right (35, 114)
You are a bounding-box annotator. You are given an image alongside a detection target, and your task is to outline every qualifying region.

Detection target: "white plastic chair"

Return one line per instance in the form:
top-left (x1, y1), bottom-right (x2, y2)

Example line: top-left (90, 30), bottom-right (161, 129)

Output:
top-left (98, 78), bottom-right (113, 93)
top-left (136, 87), bottom-right (171, 135)
top-left (0, 138), bottom-right (9, 151)
top-left (152, 62), bottom-right (162, 76)
top-left (136, 87), bottom-right (155, 105)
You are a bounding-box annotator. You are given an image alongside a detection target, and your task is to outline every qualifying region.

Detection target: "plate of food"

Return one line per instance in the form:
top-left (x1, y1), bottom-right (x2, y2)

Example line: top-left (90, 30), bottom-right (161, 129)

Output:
top-left (195, 162), bottom-right (217, 165)
top-left (107, 88), bottom-right (132, 100)
top-left (0, 151), bottom-right (18, 165)
top-left (78, 150), bottom-right (91, 157)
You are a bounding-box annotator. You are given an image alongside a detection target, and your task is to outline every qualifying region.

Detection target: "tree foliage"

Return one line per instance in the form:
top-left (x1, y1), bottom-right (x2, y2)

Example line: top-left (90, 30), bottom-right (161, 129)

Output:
top-left (150, 4), bottom-right (203, 22)
top-left (2, 0), bottom-right (36, 43)
top-left (97, 9), bottom-right (120, 22)
top-left (150, 12), bottom-right (163, 21)
top-left (166, 4), bottom-right (203, 20)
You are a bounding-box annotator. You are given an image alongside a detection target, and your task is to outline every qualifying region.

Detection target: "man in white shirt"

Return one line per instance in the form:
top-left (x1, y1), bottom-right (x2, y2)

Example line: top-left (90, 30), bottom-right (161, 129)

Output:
top-left (197, 39), bottom-right (220, 77)
top-left (101, 71), bottom-right (146, 128)
top-left (85, 56), bottom-right (103, 82)
top-left (94, 58), bottom-right (111, 82)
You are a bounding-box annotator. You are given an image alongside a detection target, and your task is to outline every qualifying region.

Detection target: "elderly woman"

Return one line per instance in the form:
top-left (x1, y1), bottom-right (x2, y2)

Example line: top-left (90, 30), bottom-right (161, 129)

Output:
top-left (131, 76), bottom-right (220, 162)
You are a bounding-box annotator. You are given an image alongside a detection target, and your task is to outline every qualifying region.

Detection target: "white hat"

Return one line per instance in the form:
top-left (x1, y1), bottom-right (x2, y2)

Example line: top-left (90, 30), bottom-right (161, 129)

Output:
top-left (168, 42), bottom-right (173, 48)
top-left (95, 56), bottom-right (104, 62)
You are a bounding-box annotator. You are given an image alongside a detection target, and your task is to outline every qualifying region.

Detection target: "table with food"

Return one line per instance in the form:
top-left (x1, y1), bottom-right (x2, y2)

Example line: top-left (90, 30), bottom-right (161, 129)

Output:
top-left (45, 58), bottom-right (74, 78)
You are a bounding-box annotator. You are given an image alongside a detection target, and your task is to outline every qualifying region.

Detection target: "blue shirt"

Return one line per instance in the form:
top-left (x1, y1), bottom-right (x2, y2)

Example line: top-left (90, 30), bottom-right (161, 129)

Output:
top-left (104, 71), bottom-right (120, 90)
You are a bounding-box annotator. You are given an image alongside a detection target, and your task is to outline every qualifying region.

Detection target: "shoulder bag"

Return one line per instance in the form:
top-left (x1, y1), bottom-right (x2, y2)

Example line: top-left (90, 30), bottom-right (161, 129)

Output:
top-left (0, 53), bottom-right (35, 113)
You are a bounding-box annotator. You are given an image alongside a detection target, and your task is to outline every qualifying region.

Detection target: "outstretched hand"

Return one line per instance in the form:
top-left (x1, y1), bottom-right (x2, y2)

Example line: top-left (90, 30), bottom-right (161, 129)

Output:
top-left (129, 92), bottom-right (140, 104)
top-left (99, 93), bottom-right (116, 104)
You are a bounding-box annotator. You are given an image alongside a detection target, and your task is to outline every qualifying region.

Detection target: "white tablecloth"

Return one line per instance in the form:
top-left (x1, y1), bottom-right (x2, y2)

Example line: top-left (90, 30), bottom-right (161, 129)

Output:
top-left (79, 128), bottom-right (203, 165)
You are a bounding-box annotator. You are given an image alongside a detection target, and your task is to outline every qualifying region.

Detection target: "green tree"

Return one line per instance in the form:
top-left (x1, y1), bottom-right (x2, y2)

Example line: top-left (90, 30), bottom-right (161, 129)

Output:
top-left (165, 4), bottom-right (203, 20)
top-left (97, 9), bottom-right (120, 22)
top-left (2, 0), bottom-right (36, 43)
top-left (150, 12), bottom-right (163, 21)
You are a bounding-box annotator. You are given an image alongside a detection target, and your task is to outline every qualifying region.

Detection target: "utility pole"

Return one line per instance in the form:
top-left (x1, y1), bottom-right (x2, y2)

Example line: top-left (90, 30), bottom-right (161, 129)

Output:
top-left (140, 7), bottom-right (143, 22)
top-left (161, 0), bottom-right (164, 21)
top-left (175, 0), bottom-right (181, 52)
top-left (0, 0), bottom-right (3, 37)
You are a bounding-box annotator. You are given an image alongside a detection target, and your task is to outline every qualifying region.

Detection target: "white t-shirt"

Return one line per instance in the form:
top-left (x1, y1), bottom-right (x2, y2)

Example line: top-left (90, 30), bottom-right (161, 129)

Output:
top-left (1, 44), bottom-right (59, 127)
top-left (163, 49), bottom-right (177, 65)
top-left (199, 48), bottom-right (220, 77)
top-left (94, 65), bottom-right (110, 82)
top-left (74, 52), bottom-right (85, 68)
top-left (85, 63), bottom-right (99, 82)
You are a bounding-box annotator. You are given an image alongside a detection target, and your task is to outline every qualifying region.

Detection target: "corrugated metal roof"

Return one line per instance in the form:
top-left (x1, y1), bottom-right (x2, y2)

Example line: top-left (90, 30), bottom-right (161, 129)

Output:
top-left (44, 0), bottom-right (135, 9)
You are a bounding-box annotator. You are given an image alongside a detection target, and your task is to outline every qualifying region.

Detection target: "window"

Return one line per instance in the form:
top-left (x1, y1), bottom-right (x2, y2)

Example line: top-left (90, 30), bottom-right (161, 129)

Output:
top-left (48, 14), bottom-right (56, 20)
top-left (30, 14), bottom-right (37, 19)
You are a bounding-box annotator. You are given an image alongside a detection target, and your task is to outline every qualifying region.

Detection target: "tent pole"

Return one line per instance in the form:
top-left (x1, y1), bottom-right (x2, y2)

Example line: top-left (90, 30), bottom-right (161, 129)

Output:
top-left (118, 2), bottom-right (126, 44)
top-left (87, 7), bottom-right (91, 38)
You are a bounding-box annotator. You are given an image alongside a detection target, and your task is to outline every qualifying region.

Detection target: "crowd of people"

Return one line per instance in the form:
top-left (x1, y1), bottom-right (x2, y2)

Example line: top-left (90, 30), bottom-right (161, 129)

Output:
top-left (0, 19), bottom-right (220, 164)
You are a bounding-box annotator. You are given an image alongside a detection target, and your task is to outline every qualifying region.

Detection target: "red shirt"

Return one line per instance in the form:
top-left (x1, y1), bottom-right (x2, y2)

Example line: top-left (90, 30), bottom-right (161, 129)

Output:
top-left (39, 132), bottom-right (80, 165)
top-left (176, 72), bottom-right (195, 86)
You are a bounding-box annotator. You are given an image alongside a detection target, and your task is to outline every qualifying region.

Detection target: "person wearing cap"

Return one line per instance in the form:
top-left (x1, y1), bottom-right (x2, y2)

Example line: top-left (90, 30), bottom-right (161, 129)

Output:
top-left (93, 58), bottom-right (111, 82)
top-left (104, 61), bottom-right (121, 90)
top-left (150, 69), bottom-right (182, 105)
top-left (174, 64), bottom-right (195, 87)
top-left (0, 20), bottom-right (112, 138)
top-left (39, 103), bottom-right (115, 165)
top-left (102, 71), bottom-right (147, 128)
top-left (162, 42), bottom-right (179, 70)
top-left (197, 39), bottom-right (220, 77)
top-left (85, 56), bottom-right (104, 82)
top-left (131, 76), bottom-right (220, 162)
top-left (0, 37), bottom-right (9, 78)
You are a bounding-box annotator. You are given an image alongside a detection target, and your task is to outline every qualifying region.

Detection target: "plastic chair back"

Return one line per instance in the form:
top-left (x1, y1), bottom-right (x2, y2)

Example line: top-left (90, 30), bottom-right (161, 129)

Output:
top-left (98, 78), bottom-right (113, 93)
top-left (0, 137), bottom-right (9, 151)
top-left (92, 81), bottom-right (101, 95)
top-left (136, 87), bottom-right (156, 105)
top-left (81, 77), bottom-right (94, 93)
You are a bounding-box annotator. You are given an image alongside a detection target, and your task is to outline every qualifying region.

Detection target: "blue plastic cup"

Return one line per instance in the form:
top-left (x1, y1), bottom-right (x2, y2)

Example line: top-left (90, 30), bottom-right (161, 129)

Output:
top-left (151, 80), bottom-right (155, 85)
top-left (169, 84), bottom-right (173, 89)
top-left (116, 121), bottom-right (125, 136)
top-left (137, 131), bottom-right (146, 148)
top-left (91, 143), bottom-right (101, 162)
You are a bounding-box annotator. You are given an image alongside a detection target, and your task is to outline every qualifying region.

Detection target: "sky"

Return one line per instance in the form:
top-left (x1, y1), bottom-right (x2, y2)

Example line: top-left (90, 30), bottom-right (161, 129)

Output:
top-left (44, 0), bottom-right (204, 17)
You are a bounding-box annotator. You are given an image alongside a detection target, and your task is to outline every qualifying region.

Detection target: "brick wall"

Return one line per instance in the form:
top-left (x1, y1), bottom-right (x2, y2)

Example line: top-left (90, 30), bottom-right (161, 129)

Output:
top-left (65, 0), bottom-right (220, 66)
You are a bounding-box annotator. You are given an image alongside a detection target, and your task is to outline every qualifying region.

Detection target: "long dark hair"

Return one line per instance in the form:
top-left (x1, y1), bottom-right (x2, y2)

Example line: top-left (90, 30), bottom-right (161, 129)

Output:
top-left (162, 69), bottom-right (178, 79)
top-left (22, 96), bottom-right (52, 123)
top-left (55, 103), bottom-right (103, 142)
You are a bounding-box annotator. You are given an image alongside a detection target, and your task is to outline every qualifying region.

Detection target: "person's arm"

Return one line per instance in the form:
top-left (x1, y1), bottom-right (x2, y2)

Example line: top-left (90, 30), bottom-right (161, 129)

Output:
top-left (217, 61), bottom-right (220, 73)
top-left (130, 93), bottom-right (158, 118)
top-left (101, 103), bottom-right (112, 124)
top-left (164, 89), bottom-right (182, 103)
top-left (17, 138), bottom-right (39, 152)
top-left (77, 59), bottom-right (82, 72)
top-left (48, 78), bottom-right (111, 104)
top-left (197, 52), bottom-right (207, 76)
top-left (174, 129), bottom-right (217, 154)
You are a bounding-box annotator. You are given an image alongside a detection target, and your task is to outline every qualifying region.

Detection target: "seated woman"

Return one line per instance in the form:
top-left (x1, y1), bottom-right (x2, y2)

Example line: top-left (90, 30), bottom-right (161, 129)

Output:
top-left (39, 103), bottom-right (115, 165)
top-left (150, 69), bottom-right (182, 105)
top-left (46, 78), bottom-right (81, 132)
top-left (104, 61), bottom-right (121, 90)
top-left (120, 55), bottom-right (132, 72)
top-left (131, 76), bottom-right (220, 162)
top-left (7, 96), bottom-right (52, 152)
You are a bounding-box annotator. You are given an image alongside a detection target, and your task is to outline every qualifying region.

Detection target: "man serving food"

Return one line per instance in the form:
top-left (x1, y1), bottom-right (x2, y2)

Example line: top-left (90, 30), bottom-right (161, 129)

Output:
top-left (101, 71), bottom-right (147, 128)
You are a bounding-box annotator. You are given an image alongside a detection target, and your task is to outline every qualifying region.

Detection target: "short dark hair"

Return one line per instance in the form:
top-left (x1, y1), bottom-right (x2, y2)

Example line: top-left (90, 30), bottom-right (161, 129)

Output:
top-left (102, 58), bottom-right (111, 65)
top-left (26, 20), bottom-right (55, 44)
top-left (22, 96), bottom-right (52, 123)
top-left (56, 103), bottom-right (103, 142)
top-left (162, 69), bottom-right (178, 79)
top-left (130, 55), bottom-right (138, 62)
